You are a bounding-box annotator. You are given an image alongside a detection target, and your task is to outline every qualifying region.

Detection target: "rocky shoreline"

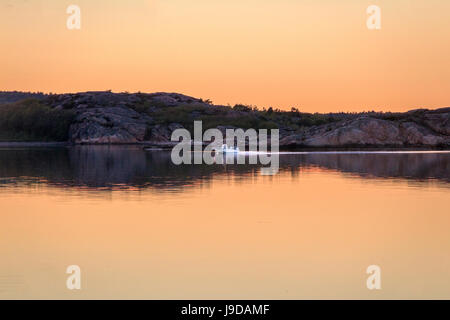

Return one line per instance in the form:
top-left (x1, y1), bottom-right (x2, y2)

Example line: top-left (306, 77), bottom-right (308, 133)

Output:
top-left (0, 91), bottom-right (449, 148)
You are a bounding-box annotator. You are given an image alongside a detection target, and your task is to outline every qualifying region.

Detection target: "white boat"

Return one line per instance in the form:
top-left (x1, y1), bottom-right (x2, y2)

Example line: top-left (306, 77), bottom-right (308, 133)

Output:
top-left (218, 144), bottom-right (240, 153)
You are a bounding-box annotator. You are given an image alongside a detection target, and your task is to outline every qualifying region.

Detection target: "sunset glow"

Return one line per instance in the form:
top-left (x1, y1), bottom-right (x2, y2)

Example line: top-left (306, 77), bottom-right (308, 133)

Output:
top-left (1, 0), bottom-right (449, 112)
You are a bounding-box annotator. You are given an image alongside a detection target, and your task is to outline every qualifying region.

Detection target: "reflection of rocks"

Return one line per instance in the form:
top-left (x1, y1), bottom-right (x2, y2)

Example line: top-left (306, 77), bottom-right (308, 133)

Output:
top-left (0, 147), bottom-right (448, 191)
top-left (289, 153), bottom-right (450, 182)
top-left (0, 147), bottom-right (260, 190)
top-left (67, 146), bottom-right (149, 187)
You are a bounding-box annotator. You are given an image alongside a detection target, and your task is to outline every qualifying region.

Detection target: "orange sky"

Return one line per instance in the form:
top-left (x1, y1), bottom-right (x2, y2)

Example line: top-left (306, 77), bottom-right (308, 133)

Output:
top-left (0, 0), bottom-right (449, 112)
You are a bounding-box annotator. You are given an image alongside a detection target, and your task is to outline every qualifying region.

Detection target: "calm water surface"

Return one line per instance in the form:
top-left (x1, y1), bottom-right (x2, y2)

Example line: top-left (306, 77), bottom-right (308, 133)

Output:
top-left (0, 146), bottom-right (449, 299)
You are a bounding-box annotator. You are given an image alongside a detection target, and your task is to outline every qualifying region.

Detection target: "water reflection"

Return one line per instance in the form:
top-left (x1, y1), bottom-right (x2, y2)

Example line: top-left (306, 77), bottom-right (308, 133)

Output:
top-left (0, 146), bottom-right (448, 191)
top-left (1, 146), bottom-right (449, 299)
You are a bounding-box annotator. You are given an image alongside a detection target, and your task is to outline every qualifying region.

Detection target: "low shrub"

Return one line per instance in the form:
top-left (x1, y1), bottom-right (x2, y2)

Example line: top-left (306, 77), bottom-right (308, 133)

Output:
top-left (0, 99), bottom-right (75, 141)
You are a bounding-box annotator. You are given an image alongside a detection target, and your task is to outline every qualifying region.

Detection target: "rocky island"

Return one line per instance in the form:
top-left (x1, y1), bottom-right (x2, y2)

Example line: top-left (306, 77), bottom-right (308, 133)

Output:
top-left (0, 91), bottom-right (449, 148)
